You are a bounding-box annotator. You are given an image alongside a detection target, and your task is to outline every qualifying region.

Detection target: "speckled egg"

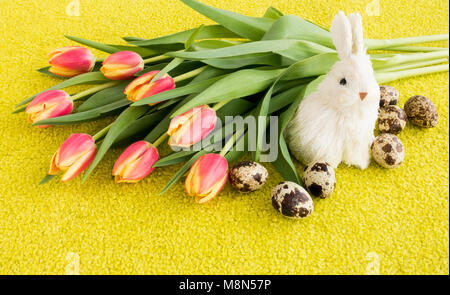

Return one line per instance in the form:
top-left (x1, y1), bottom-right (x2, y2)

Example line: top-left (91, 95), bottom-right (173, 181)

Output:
top-left (229, 161), bottom-right (268, 192)
top-left (404, 95), bottom-right (438, 128)
top-left (271, 181), bottom-right (313, 219)
top-left (371, 134), bottom-right (405, 168)
top-left (378, 105), bottom-right (407, 134)
top-left (302, 162), bottom-right (336, 199)
top-left (379, 85), bottom-right (399, 108)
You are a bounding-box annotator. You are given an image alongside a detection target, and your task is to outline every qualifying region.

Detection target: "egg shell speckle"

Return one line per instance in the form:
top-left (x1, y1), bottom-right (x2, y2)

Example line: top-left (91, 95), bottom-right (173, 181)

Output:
top-left (371, 134), bottom-right (405, 168)
top-left (404, 95), bottom-right (438, 128)
top-left (302, 162), bottom-right (336, 199)
top-left (229, 161), bottom-right (268, 192)
top-left (379, 85), bottom-right (399, 108)
top-left (378, 105), bottom-right (407, 134)
top-left (271, 181), bottom-right (313, 219)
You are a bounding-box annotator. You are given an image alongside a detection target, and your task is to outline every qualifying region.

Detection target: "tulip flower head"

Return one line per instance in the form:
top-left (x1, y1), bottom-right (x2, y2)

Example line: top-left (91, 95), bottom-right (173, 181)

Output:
top-left (185, 153), bottom-right (228, 204)
top-left (49, 134), bottom-right (97, 182)
top-left (25, 90), bottom-right (73, 128)
top-left (124, 70), bottom-right (175, 103)
top-left (167, 105), bottom-right (217, 148)
top-left (48, 46), bottom-right (95, 77)
top-left (112, 141), bottom-right (159, 183)
top-left (100, 51), bottom-right (144, 80)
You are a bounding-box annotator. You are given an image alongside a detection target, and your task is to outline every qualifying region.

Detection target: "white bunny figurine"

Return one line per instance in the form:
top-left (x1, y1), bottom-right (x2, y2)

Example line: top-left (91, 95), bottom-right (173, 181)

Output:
top-left (285, 11), bottom-right (380, 169)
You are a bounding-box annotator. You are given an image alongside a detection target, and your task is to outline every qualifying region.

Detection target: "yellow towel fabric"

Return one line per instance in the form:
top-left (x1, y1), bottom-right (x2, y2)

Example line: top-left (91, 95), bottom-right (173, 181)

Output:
top-left (0, 0), bottom-right (448, 275)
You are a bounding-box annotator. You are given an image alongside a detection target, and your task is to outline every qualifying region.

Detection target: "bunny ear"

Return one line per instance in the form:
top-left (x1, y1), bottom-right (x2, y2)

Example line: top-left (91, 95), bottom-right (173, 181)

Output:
top-left (348, 13), bottom-right (365, 55)
top-left (330, 11), bottom-right (353, 60)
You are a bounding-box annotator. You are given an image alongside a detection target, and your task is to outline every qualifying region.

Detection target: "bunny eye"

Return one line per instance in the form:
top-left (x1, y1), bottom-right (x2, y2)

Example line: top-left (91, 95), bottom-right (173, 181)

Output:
top-left (339, 78), bottom-right (347, 86)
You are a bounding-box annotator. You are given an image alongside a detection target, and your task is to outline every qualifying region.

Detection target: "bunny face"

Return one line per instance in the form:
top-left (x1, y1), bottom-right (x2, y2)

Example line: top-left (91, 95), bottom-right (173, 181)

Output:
top-left (320, 11), bottom-right (380, 109)
top-left (320, 54), bottom-right (380, 108)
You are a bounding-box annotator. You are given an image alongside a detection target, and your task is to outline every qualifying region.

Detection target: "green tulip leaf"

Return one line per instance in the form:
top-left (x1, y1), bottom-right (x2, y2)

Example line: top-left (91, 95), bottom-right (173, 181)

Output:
top-left (77, 81), bottom-right (129, 112)
top-left (113, 109), bottom-right (168, 146)
top-left (262, 15), bottom-right (332, 47)
top-left (33, 99), bottom-right (130, 126)
top-left (154, 150), bottom-right (198, 168)
top-left (15, 71), bottom-right (110, 108)
top-left (202, 53), bottom-right (282, 69)
top-left (106, 45), bottom-right (163, 57)
top-left (127, 25), bottom-right (240, 47)
top-left (65, 35), bottom-right (122, 53)
top-left (270, 78), bottom-right (323, 185)
top-left (167, 39), bottom-right (333, 61)
top-left (39, 174), bottom-right (56, 185)
top-left (263, 6), bottom-right (284, 20)
top-left (171, 68), bottom-right (283, 117)
top-left (180, 0), bottom-right (274, 41)
top-left (139, 60), bottom-right (204, 77)
top-left (131, 75), bottom-right (224, 106)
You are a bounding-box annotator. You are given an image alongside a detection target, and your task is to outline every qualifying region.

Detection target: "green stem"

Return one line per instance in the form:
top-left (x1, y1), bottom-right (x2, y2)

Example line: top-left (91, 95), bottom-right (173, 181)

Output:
top-left (366, 34), bottom-right (449, 50)
top-left (384, 46), bottom-right (448, 52)
top-left (212, 98), bottom-right (233, 111)
top-left (219, 128), bottom-right (245, 157)
top-left (173, 66), bottom-right (208, 83)
top-left (373, 50), bottom-right (449, 70)
top-left (92, 122), bottom-right (114, 141)
top-left (71, 81), bottom-right (120, 101)
top-left (375, 64), bottom-right (449, 83)
top-left (143, 55), bottom-right (171, 64)
top-left (152, 133), bottom-right (169, 147)
top-left (381, 58), bottom-right (448, 72)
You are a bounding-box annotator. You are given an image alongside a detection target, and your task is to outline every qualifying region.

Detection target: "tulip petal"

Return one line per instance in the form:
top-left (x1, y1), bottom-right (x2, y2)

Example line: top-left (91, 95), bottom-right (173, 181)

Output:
top-left (185, 154), bottom-right (228, 203)
top-left (168, 105), bottom-right (216, 147)
top-left (48, 150), bottom-right (60, 175)
top-left (101, 51), bottom-right (144, 80)
top-left (112, 141), bottom-right (159, 183)
top-left (196, 173), bottom-right (228, 204)
top-left (57, 134), bottom-right (96, 168)
top-left (112, 141), bottom-right (151, 176)
top-left (48, 46), bottom-right (95, 77)
top-left (119, 147), bottom-right (158, 182)
top-left (61, 147), bottom-right (97, 182)
top-left (125, 71), bottom-right (175, 103)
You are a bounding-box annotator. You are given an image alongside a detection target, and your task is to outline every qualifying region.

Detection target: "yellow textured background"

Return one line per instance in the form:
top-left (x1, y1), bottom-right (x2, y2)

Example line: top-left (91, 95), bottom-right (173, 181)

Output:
top-left (0, 0), bottom-right (448, 275)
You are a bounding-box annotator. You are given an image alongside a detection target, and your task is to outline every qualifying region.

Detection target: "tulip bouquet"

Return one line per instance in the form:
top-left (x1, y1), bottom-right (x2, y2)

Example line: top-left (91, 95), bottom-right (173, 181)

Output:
top-left (14, 0), bottom-right (449, 203)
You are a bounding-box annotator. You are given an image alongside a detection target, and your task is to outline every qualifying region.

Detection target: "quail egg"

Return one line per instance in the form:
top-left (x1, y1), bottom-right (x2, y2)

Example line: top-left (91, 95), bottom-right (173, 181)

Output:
top-left (378, 105), bottom-right (407, 134)
top-left (271, 181), bottom-right (313, 219)
top-left (379, 85), bottom-right (399, 108)
top-left (404, 95), bottom-right (438, 128)
top-left (302, 162), bottom-right (336, 199)
top-left (230, 161), bottom-right (268, 192)
top-left (371, 134), bottom-right (405, 168)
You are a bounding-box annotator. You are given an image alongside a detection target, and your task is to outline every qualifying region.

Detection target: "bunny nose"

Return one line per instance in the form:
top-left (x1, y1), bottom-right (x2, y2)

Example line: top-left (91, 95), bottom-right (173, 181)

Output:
top-left (359, 92), bottom-right (368, 100)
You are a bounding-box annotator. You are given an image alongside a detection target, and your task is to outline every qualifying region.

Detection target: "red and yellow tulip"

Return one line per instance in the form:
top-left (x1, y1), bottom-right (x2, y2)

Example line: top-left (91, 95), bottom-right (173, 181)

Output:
top-left (48, 46), bottom-right (95, 77)
top-left (25, 90), bottom-right (73, 128)
top-left (112, 141), bottom-right (159, 183)
top-left (167, 105), bottom-right (217, 148)
top-left (49, 133), bottom-right (97, 182)
top-left (100, 51), bottom-right (144, 80)
top-left (185, 153), bottom-right (228, 203)
top-left (124, 70), bottom-right (175, 103)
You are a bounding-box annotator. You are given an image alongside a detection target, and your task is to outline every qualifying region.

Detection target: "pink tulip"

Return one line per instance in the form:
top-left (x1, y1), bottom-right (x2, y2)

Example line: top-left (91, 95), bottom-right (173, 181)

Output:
top-left (49, 134), bottom-right (97, 182)
top-left (185, 153), bottom-right (228, 203)
top-left (112, 141), bottom-right (159, 183)
top-left (48, 46), bottom-right (95, 77)
top-left (124, 70), bottom-right (175, 103)
top-left (100, 51), bottom-right (144, 80)
top-left (25, 90), bottom-right (73, 128)
top-left (167, 105), bottom-right (217, 148)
